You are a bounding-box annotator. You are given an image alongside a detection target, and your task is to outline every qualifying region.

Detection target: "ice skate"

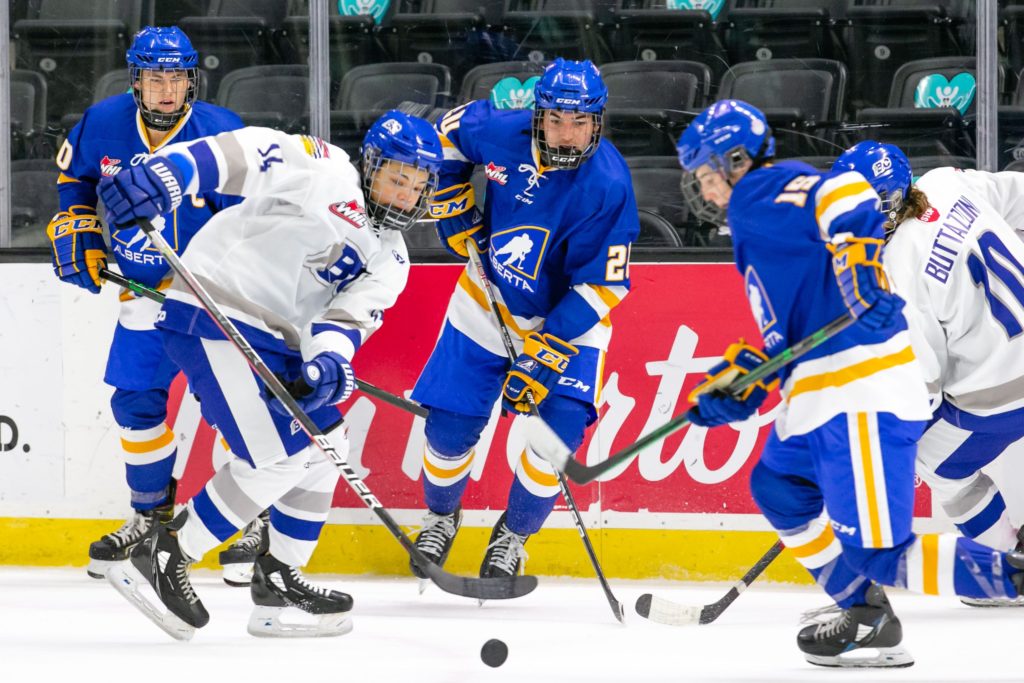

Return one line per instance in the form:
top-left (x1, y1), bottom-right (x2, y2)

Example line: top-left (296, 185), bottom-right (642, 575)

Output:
top-left (962, 532), bottom-right (1024, 606)
top-left (248, 553), bottom-right (353, 637)
top-left (797, 584), bottom-right (912, 668)
top-left (219, 509), bottom-right (270, 587)
top-left (87, 482), bottom-right (175, 579)
top-left (409, 506), bottom-right (462, 592)
top-left (107, 510), bottom-right (208, 641)
top-left (479, 512), bottom-right (529, 580)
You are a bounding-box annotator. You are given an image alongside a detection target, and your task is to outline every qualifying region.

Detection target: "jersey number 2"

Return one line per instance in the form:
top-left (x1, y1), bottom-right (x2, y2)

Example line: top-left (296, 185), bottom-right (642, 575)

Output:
top-left (967, 230), bottom-right (1024, 338)
top-left (606, 245), bottom-right (630, 281)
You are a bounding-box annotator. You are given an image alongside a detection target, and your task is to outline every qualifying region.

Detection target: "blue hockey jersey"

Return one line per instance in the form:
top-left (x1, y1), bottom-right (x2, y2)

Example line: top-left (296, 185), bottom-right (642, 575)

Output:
top-left (55, 94), bottom-right (244, 289)
top-left (728, 160), bottom-right (931, 438)
top-left (433, 100), bottom-right (640, 351)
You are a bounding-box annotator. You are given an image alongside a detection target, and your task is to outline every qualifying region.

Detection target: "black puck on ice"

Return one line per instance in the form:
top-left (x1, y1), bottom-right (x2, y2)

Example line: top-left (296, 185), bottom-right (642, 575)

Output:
top-left (481, 638), bottom-right (508, 667)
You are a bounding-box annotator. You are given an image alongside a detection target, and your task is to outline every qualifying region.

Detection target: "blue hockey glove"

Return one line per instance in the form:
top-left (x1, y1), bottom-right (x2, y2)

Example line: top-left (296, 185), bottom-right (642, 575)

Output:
top-left (428, 182), bottom-right (488, 259)
top-left (266, 351), bottom-right (356, 417)
top-left (502, 332), bottom-right (579, 414)
top-left (46, 206), bottom-right (108, 294)
top-left (829, 236), bottom-right (906, 331)
top-left (98, 156), bottom-right (185, 228)
top-left (686, 340), bottom-right (777, 428)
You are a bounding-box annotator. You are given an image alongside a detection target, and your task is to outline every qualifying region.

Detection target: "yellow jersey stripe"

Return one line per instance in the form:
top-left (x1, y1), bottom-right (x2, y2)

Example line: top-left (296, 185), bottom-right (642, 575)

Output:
top-left (815, 179), bottom-right (872, 225)
top-left (787, 346), bottom-right (917, 401)
top-left (922, 533), bottom-right (940, 595)
top-left (57, 173), bottom-right (79, 184)
top-left (458, 270), bottom-right (531, 339)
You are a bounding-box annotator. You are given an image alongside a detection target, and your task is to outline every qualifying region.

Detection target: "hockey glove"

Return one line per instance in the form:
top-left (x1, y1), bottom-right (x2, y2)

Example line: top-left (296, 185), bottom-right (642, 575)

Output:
top-left (686, 340), bottom-right (777, 428)
top-left (429, 182), bottom-right (488, 259)
top-left (98, 156), bottom-right (185, 228)
top-left (46, 206), bottom-right (107, 294)
top-left (829, 236), bottom-right (906, 331)
top-left (502, 331), bottom-right (579, 414)
top-left (265, 351), bottom-right (356, 417)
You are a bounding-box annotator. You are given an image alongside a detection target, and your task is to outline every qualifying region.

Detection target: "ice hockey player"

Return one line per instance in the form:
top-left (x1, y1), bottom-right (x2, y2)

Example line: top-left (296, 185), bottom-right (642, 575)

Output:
top-left (45, 26), bottom-right (255, 582)
top-left (97, 112), bottom-right (443, 639)
top-left (835, 141), bottom-right (1024, 606)
top-left (409, 58), bottom-right (639, 581)
top-left (676, 100), bottom-right (1024, 667)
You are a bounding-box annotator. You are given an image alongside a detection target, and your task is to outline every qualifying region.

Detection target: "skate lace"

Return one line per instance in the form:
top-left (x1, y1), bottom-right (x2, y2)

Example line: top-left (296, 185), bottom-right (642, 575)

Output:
top-left (799, 603), bottom-right (843, 625)
top-left (176, 559), bottom-right (200, 605)
top-left (287, 567), bottom-right (331, 597)
top-left (234, 514), bottom-right (267, 551)
top-left (484, 525), bottom-right (529, 576)
top-left (108, 512), bottom-right (151, 545)
top-left (812, 610), bottom-right (851, 639)
top-left (415, 511), bottom-right (459, 557)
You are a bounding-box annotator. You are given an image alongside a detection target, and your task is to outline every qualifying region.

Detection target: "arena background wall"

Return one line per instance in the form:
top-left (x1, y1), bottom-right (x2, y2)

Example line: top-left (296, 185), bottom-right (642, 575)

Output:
top-left (3, 262), bottom-right (1023, 583)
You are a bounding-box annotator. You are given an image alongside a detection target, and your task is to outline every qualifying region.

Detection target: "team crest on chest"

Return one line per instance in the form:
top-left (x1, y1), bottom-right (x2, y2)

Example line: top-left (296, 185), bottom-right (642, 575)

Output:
top-left (489, 225), bottom-right (550, 293)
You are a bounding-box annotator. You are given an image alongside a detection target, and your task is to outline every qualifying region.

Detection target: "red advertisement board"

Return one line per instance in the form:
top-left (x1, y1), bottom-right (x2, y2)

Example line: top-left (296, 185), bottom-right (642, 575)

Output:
top-left (171, 263), bottom-right (929, 519)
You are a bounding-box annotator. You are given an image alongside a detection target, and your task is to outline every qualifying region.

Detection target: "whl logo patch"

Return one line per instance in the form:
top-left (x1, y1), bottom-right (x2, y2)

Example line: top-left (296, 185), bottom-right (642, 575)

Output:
top-left (329, 199), bottom-right (368, 229)
top-left (485, 161), bottom-right (508, 185)
top-left (100, 155), bottom-right (122, 176)
top-left (489, 225), bottom-right (550, 283)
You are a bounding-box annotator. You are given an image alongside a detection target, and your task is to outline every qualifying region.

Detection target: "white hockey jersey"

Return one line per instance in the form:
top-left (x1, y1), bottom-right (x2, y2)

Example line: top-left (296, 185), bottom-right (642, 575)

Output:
top-left (885, 167), bottom-right (1024, 415)
top-left (154, 127), bottom-right (410, 362)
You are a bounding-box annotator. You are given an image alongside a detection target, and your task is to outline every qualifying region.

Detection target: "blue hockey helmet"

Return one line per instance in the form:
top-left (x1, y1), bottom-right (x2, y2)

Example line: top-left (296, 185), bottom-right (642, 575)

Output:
top-left (532, 58), bottom-right (608, 169)
top-left (126, 26), bottom-right (199, 131)
top-left (833, 141), bottom-right (912, 216)
top-left (361, 110), bottom-right (444, 232)
top-left (676, 100), bottom-right (775, 225)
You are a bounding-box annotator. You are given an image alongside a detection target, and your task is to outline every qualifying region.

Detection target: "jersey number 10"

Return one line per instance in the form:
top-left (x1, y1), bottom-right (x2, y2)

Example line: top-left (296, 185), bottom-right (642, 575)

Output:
top-left (967, 230), bottom-right (1024, 339)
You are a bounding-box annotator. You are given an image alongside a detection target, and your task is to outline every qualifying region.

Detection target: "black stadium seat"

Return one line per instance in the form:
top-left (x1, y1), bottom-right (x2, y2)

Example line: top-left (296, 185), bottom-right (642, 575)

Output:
top-left (11, 159), bottom-right (60, 248)
top-left (10, 69), bottom-right (48, 159)
top-left (500, 0), bottom-right (611, 64)
top-left (13, 0), bottom-right (143, 123)
top-left (458, 61), bottom-right (549, 105)
top-left (606, 3), bottom-right (727, 79)
top-left (716, 58), bottom-right (848, 157)
top-left (276, 3), bottom-right (381, 88)
top-left (722, 0), bottom-right (845, 63)
top-left (216, 65), bottom-right (310, 133)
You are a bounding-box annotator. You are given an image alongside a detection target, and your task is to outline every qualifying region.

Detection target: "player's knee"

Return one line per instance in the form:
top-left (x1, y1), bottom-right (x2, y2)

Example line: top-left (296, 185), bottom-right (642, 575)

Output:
top-left (537, 395), bottom-right (590, 452)
top-left (110, 387), bottom-right (169, 429)
top-left (841, 537), bottom-right (914, 585)
top-left (424, 408), bottom-right (489, 458)
top-left (749, 460), bottom-right (821, 523)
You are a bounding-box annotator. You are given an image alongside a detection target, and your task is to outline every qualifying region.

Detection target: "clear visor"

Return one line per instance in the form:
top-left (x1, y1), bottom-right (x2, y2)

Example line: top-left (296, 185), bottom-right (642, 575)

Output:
top-left (130, 66), bottom-right (198, 131)
top-left (362, 151), bottom-right (439, 232)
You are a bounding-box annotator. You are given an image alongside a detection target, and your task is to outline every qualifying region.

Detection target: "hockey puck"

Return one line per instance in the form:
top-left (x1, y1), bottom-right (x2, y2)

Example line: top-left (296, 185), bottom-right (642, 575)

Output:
top-left (480, 638), bottom-right (508, 667)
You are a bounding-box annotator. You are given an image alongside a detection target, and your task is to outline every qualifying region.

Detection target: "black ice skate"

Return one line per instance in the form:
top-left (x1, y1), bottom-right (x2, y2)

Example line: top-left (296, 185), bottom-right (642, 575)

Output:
top-left (797, 584), bottom-right (912, 668)
top-left (479, 512), bottom-right (530, 580)
top-left (962, 529), bottom-right (1024, 607)
top-left (219, 509), bottom-right (270, 587)
top-left (87, 481), bottom-right (176, 579)
top-left (106, 510), bottom-right (209, 641)
top-left (410, 506), bottom-right (463, 590)
top-left (248, 553), bottom-right (354, 637)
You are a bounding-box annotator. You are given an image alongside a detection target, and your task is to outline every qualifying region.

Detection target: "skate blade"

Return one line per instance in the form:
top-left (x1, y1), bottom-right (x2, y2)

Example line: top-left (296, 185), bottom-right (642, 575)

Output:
top-left (961, 596), bottom-right (1024, 607)
top-left (805, 646), bottom-right (914, 669)
top-left (221, 562), bottom-right (255, 587)
top-left (107, 563), bottom-right (195, 641)
top-left (247, 606), bottom-right (353, 638)
top-left (87, 558), bottom-right (118, 579)
top-left (417, 578), bottom-right (429, 595)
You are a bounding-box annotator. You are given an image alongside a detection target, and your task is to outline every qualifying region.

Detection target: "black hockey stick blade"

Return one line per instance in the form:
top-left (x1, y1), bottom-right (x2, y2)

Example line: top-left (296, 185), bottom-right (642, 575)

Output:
top-left (421, 561), bottom-right (538, 600)
top-left (635, 539), bottom-right (785, 626)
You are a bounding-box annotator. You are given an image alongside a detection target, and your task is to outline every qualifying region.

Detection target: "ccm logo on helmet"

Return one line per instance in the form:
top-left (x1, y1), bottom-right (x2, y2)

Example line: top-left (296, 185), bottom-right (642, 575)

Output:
top-left (555, 97), bottom-right (581, 105)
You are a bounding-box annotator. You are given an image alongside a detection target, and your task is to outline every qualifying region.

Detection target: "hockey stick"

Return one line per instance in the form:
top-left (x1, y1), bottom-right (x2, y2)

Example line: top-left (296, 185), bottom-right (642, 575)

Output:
top-left (466, 244), bottom-right (625, 622)
top-left (98, 267), bottom-right (430, 420)
top-left (128, 219), bottom-right (537, 601)
top-left (549, 313), bottom-right (857, 485)
top-left (635, 539), bottom-right (784, 626)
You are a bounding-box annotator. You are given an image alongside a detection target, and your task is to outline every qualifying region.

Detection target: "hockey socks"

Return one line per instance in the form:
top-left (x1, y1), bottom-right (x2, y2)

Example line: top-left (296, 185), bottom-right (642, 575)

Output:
top-left (421, 444), bottom-right (474, 515)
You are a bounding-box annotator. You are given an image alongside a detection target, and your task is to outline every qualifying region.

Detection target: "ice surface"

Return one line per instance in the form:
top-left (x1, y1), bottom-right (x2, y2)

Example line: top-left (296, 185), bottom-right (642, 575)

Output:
top-left (0, 567), bottom-right (1017, 683)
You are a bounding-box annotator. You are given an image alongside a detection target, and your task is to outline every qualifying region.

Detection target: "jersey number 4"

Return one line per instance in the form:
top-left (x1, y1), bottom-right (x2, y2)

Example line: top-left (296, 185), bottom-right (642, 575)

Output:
top-left (967, 230), bottom-right (1024, 338)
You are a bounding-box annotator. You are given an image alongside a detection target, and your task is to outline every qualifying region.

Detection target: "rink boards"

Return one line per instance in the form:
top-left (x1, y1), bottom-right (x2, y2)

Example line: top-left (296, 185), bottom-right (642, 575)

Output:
top-left (0, 261), bottom-right (1003, 581)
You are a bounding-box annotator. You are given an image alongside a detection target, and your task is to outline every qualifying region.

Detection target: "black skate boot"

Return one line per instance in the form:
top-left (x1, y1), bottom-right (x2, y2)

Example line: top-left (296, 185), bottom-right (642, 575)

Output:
top-left (87, 481), bottom-right (176, 579)
top-left (797, 584), bottom-right (912, 668)
top-left (248, 553), bottom-right (354, 637)
top-left (409, 506), bottom-right (463, 585)
top-left (219, 509), bottom-right (270, 587)
top-left (106, 510), bottom-right (209, 641)
top-left (962, 529), bottom-right (1024, 607)
top-left (479, 512), bottom-right (530, 580)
